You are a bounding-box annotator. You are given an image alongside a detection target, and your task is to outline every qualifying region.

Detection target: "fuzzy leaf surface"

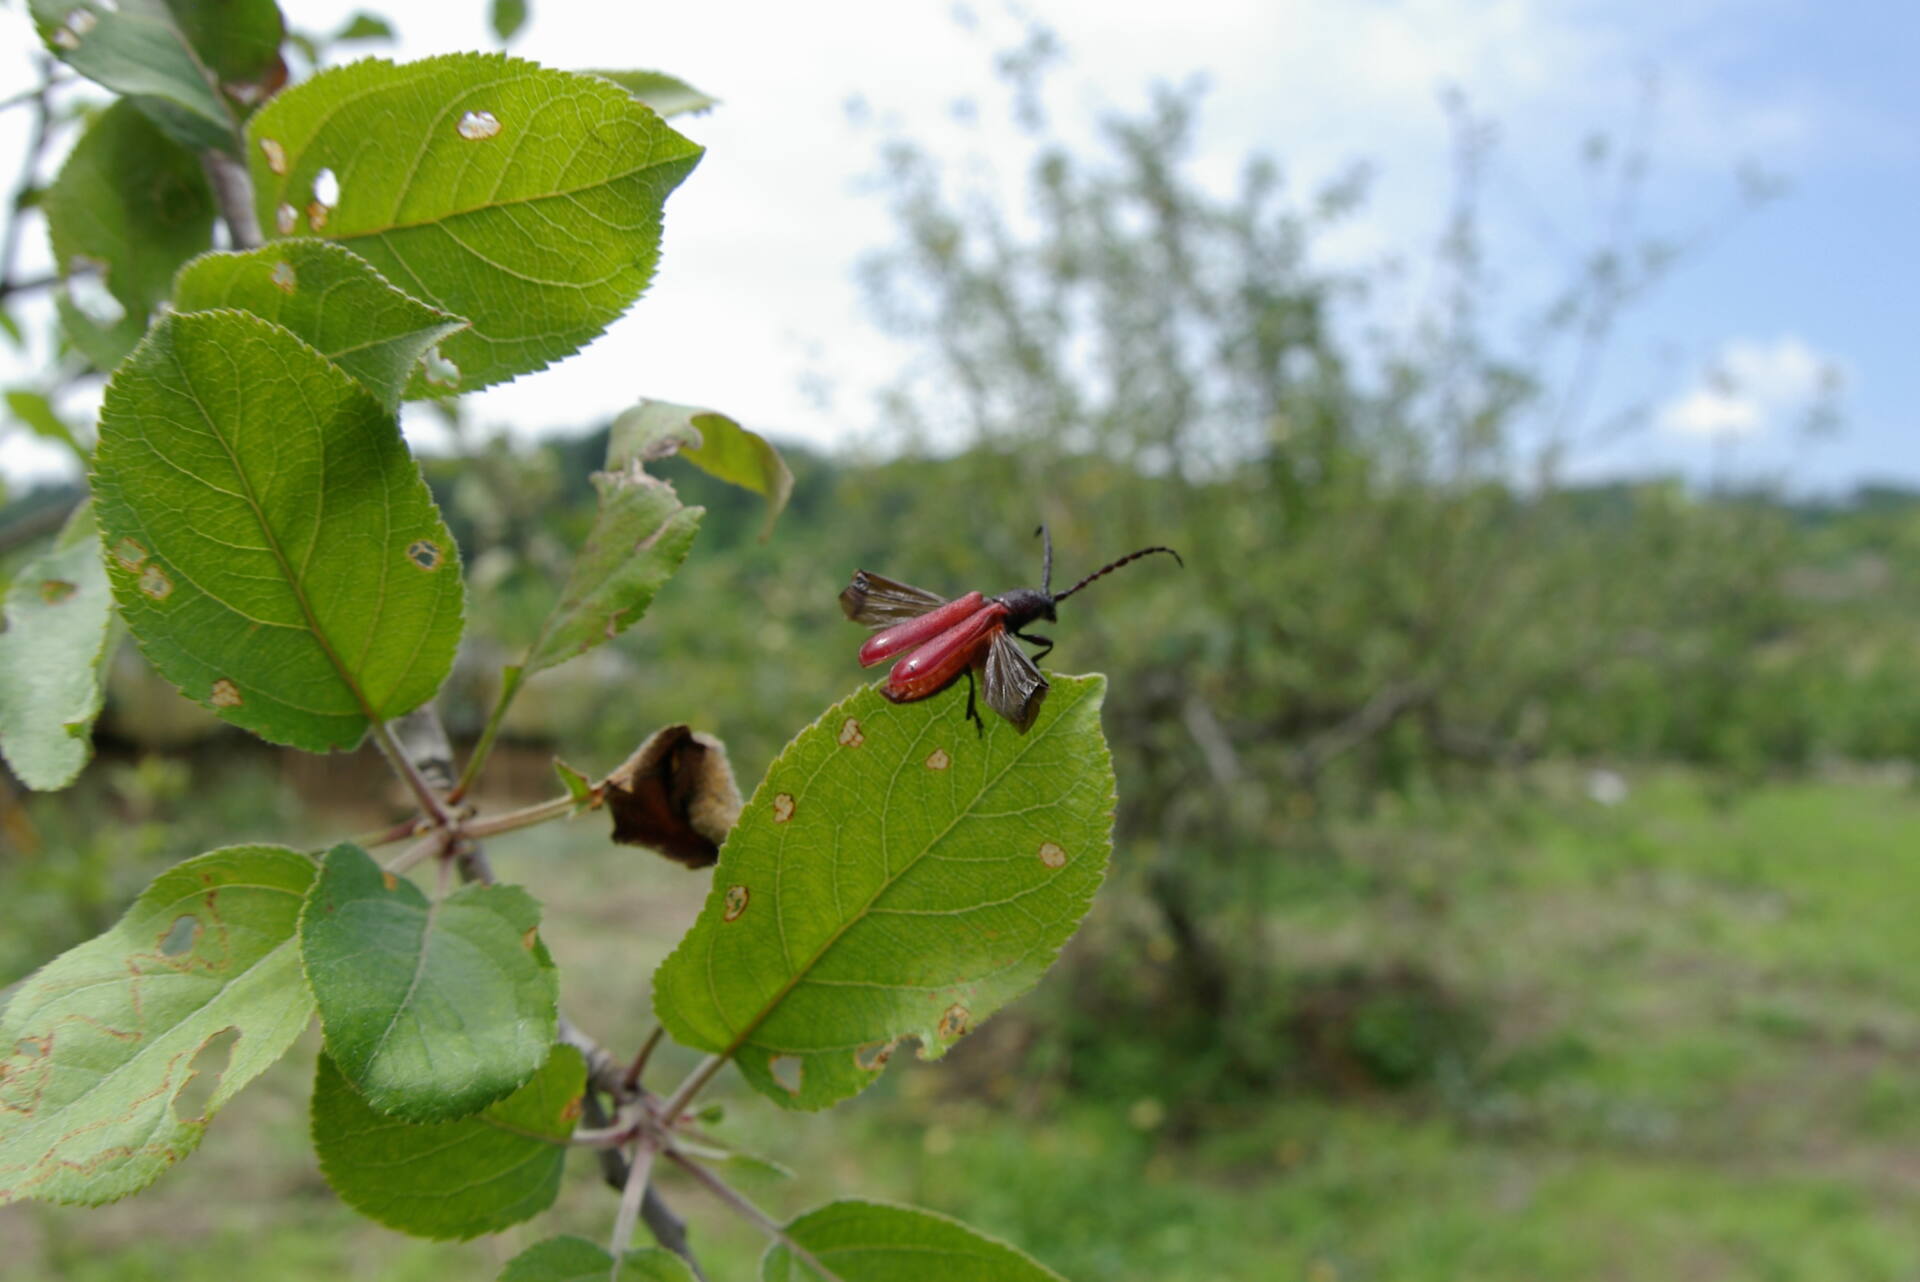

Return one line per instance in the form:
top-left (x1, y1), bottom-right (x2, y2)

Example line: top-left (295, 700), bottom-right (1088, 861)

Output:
top-left (501, 1237), bottom-right (698, 1282)
top-left (311, 1044), bottom-right (582, 1239)
top-left (0, 846), bottom-right (317, 1205)
top-left (0, 502), bottom-right (115, 790)
top-left (653, 675), bottom-right (1114, 1111)
top-left (246, 53), bottom-right (703, 392)
top-left (30, 0), bottom-right (282, 152)
top-left (763, 1201), bottom-right (1067, 1281)
top-left (91, 310), bottom-right (465, 751)
top-left (172, 240), bottom-right (466, 409)
top-left (609, 400), bottom-right (791, 538)
top-left (299, 843), bottom-right (557, 1121)
top-left (583, 70), bottom-right (719, 118)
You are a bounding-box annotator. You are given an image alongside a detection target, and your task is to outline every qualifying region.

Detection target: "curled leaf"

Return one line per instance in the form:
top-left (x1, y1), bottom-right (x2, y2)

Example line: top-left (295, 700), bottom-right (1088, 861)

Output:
top-left (604, 725), bottom-right (743, 868)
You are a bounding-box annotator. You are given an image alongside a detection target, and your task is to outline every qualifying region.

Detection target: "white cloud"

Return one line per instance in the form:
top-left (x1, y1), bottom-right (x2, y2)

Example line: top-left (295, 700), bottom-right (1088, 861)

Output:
top-left (1658, 335), bottom-right (1835, 439)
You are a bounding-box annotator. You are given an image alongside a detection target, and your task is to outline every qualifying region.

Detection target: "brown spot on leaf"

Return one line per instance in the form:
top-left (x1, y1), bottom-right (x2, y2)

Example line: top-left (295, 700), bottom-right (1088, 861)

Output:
top-left (521, 927), bottom-right (538, 951)
top-left (380, 871), bottom-right (398, 892)
top-left (772, 793), bottom-right (796, 823)
top-left (855, 1040), bottom-right (897, 1073)
top-left (274, 203), bottom-right (297, 235)
top-left (406, 540), bottom-right (442, 571)
top-left (1038, 841), bottom-right (1067, 869)
top-left (138, 564), bottom-right (173, 600)
top-left (112, 538), bottom-right (147, 570)
top-left (723, 884), bottom-right (750, 921)
top-left (768, 1055), bottom-right (802, 1095)
top-left (938, 1003), bottom-right (971, 1041)
top-left (306, 200), bottom-right (329, 231)
top-left (560, 1097), bottom-right (583, 1122)
top-left (209, 679), bottom-right (243, 708)
top-left (259, 137), bottom-right (287, 175)
top-left (269, 260), bottom-right (296, 293)
top-left (837, 717), bottom-right (864, 747)
top-left (925, 748), bottom-right (951, 771)
top-left (38, 578), bottom-right (76, 604)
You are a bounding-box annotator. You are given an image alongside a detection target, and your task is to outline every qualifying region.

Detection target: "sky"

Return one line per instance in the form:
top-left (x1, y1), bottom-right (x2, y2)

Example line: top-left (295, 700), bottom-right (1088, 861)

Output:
top-left (0, 0), bottom-right (1912, 492)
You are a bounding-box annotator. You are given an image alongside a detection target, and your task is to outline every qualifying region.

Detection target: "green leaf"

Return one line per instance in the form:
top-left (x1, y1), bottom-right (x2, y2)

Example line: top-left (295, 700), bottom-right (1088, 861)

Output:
top-left (501, 1237), bottom-right (697, 1282)
top-left (311, 1044), bottom-right (582, 1239)
top-left (555, 758), bottom-right (593, 806)
top-left (521, 459), bottom-right (701, 678)
top-left (334, 12), bottom-right (395, 42)
top-left (763, 1201), bottom-right (1066, 1281)
top-left (653, 675), bottom-right (1114, 1111)
top-left (0, 846), bottom-right (317, 1205)
top-left (3, 390), bottom-right (83, 458)
top-left (299, 843), bottom-right (558, 1122)
top-left (91, 310), bottom-right (465, 752)
top-left (29, 0), bottom-right (282, 153)
top-left (583, 70), bottom-right (720, 118)
top-left (43, 98), bottom-right (214, 353)
top-left (490, 0), bottom-right (528, 44)
top-left (0, 502), bottom-right (115, 790)
top-left (172, 240), bottom-right (467, 410)
top-left (610, 400), bottom-right (792, 538)
top-left (246, 54), bottom-right (704, 393)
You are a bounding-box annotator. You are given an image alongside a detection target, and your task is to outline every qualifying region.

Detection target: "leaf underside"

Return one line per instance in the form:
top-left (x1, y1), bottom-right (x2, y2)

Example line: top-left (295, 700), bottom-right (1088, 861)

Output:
top-left (0, 502), bottom-right (115, 790)
top-left (653, 675), bottom-right (1115, 1111)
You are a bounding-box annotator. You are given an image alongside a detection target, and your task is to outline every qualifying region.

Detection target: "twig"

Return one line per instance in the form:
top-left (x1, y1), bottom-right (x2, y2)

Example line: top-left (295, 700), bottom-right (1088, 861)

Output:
top-left (666, 1149), bottom-right (845, 1282)
top-left (660, 1053), bottom-right (729, 1122)
top-left (609, 1135), bottom-right (661, 1260)
top-left (200, 150), bottom-right (262, 250)
top-left (624, 1027), bottom-right (665, 1093)
top-left (0, 59), bottom-right (58, 302)
top-left (368, 716), bottom-right (457, 833)
top-left (559, 1013), bottom-right (627, 1098)
top-left (449, 665), bottom-right (525, 801)
top-left (461, 792), bottom-right (584, 841)
top-left (382, 830), bottom-right (447, 875)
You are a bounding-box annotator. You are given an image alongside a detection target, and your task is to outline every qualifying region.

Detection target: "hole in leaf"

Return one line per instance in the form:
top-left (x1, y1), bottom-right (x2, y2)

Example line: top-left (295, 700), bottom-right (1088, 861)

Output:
top-left (406, 540), bottom-right (442, 571)
top-left (456, 109), bottom-right (502, 140)
top-left (312, 167), bottom-right (341, 207)
top-left (855, 1040), bottom-right (896, 1073)
top-left (259, 137), bottom-right (287, 175)
top-left (171, 1027), bottom-right (240, 1125)
top-left (66, 273), bottom-right (124, 327)
top-left (768, 1055), bottom-right (802, 1095)
top-left (938, 1003), bottom-right (971, 1041)
top-left (274, 203), bottom-right (298, 235)
top-left (38, 578), bottom-right (76, 604)
top-left (159, 914), bottom-right (199, 956)
top-left (269, 261), bottom-right (295, 293)
top-left (422, 346), bottom-right (460, 387)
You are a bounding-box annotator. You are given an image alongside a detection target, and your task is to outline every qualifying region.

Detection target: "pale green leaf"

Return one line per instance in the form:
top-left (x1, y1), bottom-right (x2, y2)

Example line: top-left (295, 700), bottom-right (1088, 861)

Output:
top-left (583, 70), bottom-right (720, 118)
top-left (555, 757), bottom-right (593, 806)
top-left (91, 310), bottom-right (465, 752)
top-left (334, 12), bottom-right (395, 42)
top-left (0, 846), bottom-right (317, 1205)
top-left (43, 98), bottom-right (214, 348)
top-left (0, 501), bottom-right (115, 790)
top-left (501, 1237), bottom-right (698, 1282)
top-left (653, 676), bottom-right (1114, 1111)
top-left (172, 240), bottom-right (467, 409)
top-left (609, 400), bottom-right (792, 538)
top-left (311, 1044), bottom-right (582, 1239)
top-left (521, 460), bottom-right (700, 677)
top-left (763, 1201), bottom-right (1066, 1281)
top-left (246, 53), bottom-right (703, 393)
top-left (29, 0), bottom-right (282, 153)
top-left (3, 390), bottom-right (82, 458)
top-left (299, 843), bottom-right (558, 1122)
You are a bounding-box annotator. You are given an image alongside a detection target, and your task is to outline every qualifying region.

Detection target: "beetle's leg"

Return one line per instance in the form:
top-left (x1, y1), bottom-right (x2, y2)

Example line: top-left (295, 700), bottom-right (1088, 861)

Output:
top-left (1013, 629), bottom-right (1054, 664)
top-left (964, 668), bottom-right (984, 736)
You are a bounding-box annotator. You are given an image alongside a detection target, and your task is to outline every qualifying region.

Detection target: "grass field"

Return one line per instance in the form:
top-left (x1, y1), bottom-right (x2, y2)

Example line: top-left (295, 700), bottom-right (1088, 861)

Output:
top-left (4, 766), bottom-right (1919, 1280)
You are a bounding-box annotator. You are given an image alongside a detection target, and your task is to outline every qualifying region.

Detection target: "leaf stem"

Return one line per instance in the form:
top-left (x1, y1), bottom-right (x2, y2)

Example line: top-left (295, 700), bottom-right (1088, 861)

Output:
top-left (609, 1133), bottom-right (661, 1260)
top-left (199, 150), bottom-right (262, 250)
top-left (660, 1054), bottom-right (728, 1122)
top-left (665, 1149), bottom-right (845, 1282)
top-left (461, 791), bottom-right (584, 841)
top-left (382, 831), bottom-right (447, 875)
top-left (449, 665), bottom-right (525, 802)
top-left (623, 1027), bottom-right (665, 1092)
top-left (369, 716), bottom-right (458, 833)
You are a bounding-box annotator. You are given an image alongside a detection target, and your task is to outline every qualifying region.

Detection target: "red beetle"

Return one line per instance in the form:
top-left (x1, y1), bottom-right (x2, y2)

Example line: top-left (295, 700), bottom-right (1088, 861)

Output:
top-left (840, 526), bottom-right (1181, 732)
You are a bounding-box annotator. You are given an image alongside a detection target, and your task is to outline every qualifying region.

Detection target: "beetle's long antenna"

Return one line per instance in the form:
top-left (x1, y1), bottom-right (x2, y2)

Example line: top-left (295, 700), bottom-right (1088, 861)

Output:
top-left (1054, 545), bottom-right (1183, 603)
top-left (1036, 524), bottom-right (1052, 595)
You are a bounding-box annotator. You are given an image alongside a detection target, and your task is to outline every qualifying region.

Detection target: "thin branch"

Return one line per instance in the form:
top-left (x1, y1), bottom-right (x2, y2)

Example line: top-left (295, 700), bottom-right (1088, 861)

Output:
top-left (200, 150), bottom-right (262, 249)
top-left (0, 59), bottom-right (59, 301)
top-left (560, 1013), bottom-right (627, 1098)
top-left (666, 1149), bottom-right (845, 1282)
top-left (368, 716), bottom-right (457, 833)
top-left (580, 1092), bottom-right (707, 1280)
top-left (382, 830), bottom-right (447, 876)
top-left (660, 1053), bottom-right (729, 1123)
top-left (461, 792), bottom-right (584, 841)
top-left (624, 1027), bottom-right (666, 1093)
top-left (609, 1135), bottom-right (661, 1260)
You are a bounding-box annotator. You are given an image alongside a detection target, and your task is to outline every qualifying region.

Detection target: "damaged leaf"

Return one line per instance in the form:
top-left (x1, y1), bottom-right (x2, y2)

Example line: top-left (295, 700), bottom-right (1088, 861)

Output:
top-left (652, 676), bottom-right (1114, 1111)
top-left (0, 846), bottom-right (317, 1205)
top-left (0, 501), bottom-right (116, 791)
top-left (603, 724), bottom-right (743, 868)
top-left (609, 399), bottom-right (793, 539)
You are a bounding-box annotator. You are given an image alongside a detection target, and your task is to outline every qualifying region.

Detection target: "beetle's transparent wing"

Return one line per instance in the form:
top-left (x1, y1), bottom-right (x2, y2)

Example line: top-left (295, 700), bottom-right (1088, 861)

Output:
top-left (840, 570), bottom-right (950, 627)
top-left (982, 629), bottom-right (1049, 733)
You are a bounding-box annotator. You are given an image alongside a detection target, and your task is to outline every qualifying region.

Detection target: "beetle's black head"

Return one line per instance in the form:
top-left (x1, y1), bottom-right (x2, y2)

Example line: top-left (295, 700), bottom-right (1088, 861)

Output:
top-left (997, 587), bottom-right (1056, 629)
